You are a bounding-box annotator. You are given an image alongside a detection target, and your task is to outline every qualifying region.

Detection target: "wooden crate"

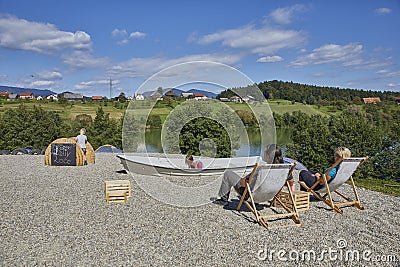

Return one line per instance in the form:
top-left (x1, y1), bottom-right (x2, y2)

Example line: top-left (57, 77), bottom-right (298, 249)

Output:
top-left (105, 180), bottom-right (131, 203)
top-left (273, 190), bottom-right (310, 212)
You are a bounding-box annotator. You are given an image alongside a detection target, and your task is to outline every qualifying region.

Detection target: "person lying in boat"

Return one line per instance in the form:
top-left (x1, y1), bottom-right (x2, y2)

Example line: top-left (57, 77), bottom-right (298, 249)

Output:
top-left (185, 154), bottom-right (203, 169)
top-left (213, 144), bottom-right (293, 206)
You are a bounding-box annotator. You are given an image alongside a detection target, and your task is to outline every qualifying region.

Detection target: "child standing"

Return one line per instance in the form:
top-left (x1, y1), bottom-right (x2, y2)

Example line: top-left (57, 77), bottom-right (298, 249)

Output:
top-left (76, 128), bottom-right (88, 165)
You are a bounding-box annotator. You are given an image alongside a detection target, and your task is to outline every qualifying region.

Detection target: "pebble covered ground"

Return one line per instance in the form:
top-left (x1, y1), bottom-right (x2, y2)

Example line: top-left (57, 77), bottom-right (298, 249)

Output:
top-left (0, 154), bottom-right (399, 266)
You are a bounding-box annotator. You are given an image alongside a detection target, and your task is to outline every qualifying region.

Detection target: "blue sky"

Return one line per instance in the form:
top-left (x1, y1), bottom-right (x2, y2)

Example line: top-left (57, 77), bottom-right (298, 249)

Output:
top-left (0, 0), bottom-right (399, 97)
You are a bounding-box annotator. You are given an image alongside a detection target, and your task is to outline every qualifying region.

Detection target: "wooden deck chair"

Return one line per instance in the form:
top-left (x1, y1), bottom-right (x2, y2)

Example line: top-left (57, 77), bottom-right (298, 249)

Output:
top-left (298, 157), bottom-right (368, 214)
top-left (236, 163), bottom-right (302, 230)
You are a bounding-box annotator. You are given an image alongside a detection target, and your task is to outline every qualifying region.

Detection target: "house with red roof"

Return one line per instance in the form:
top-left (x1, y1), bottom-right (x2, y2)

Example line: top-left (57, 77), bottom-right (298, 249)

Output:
top-left (92, 96), bottom-right (103, 102)
top-left (194, 93), bottom-right (207, 100)
top-left (362, 97), bottom-right (381, 104)
top-left (19, 92), bottom-right (35, 99)
top-left (0, 91), bottom-right (11, 97)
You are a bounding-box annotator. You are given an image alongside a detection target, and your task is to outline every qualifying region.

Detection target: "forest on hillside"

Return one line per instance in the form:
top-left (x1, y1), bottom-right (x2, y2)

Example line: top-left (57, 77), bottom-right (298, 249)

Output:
top-left (218, 80), bottom-right (400, 105)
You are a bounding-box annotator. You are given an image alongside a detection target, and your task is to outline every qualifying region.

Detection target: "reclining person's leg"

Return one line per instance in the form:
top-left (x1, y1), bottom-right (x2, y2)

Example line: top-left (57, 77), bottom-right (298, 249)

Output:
top-left (218, 170), bottom-right (241, 201)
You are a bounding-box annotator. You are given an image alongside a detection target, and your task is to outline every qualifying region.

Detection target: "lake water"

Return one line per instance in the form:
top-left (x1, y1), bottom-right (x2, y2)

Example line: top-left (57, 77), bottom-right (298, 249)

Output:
top-left (144, 128), bottom-right (291, 157)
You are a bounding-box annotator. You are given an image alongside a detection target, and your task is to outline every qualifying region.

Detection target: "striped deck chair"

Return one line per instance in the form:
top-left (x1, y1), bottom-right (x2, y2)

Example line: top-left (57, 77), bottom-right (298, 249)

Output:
top-left (299, 157), bottom-right (368, 214)
top-left (236, 163), bottom-right (302, 230)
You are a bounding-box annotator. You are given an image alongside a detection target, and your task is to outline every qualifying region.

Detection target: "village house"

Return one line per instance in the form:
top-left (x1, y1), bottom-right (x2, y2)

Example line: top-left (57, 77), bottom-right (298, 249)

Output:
top-left (394, 96), bottom-right (400, 105)
top-left (91, 96), bottom-right (103, 102)
top-left (362, 97), bottom-right (381, 104)
top-left (194, 93), bottom-right (207, 100)
top-left (150, 91), bottom-right (163, 101)
top-left (36, 96), bottom-right (44, 100)
top-left (230, 96), bottom-right (242, 103)
top-left (19, 92), bottom-right (35, 99)
top-left (135, 94), bottom-right (145, 101)
top-left (64, 93), bottom-right (83, 102)
top-left (242, 95), bottom-right (255, 103)
top-left (219, 97), bottom-right (230, 102)
top-left (46, 94), bottom-right (58, 101)
top-left (164, 90), bottom-right (177, 98)
top-left (7, 93), bottom-right (18, 101)
top-left (0, 91), bottom-right (11, 98)
top-left (181, 92), bottom-right (194, 98)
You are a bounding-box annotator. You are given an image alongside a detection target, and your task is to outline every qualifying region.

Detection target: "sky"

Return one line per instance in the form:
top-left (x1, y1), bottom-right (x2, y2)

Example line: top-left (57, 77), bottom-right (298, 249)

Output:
top-left (0, 0), bottom-right (399, 97)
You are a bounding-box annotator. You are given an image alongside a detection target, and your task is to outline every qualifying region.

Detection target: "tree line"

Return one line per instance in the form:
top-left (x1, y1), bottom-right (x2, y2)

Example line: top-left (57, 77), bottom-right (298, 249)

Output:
top-left (280, 107), bottom-right (399, 182)
top-left (218, 80), bottom-right (400, 105)
top-left (0, 105), bottom-right (123, 151)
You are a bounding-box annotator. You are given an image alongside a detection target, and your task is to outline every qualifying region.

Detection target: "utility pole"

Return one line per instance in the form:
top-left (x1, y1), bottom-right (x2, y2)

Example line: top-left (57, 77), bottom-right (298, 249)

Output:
top-left (109, 78), bottom-right (112, 101)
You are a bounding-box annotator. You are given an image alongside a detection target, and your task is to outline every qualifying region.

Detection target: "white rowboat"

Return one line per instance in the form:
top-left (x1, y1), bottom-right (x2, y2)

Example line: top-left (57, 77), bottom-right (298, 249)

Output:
top-left (117, 154), bottom-right (260, 176)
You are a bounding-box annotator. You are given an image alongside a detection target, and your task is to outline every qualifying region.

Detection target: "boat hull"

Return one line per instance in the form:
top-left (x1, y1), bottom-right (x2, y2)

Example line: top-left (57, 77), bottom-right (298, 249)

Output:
top-left (117, 154), bottom-right (260, 176)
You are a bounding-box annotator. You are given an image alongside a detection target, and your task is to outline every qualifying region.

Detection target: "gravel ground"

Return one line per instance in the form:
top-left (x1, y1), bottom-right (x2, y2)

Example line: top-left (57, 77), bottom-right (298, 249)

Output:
top-left (0, 154), bottom-right (399, 266)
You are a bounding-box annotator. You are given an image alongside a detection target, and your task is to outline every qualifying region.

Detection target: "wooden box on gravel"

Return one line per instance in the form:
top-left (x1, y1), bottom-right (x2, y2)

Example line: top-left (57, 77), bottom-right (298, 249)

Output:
top-left (273, 190), bottom-right (310, 212)
top-left (104, 180), bottom-right (131, 203)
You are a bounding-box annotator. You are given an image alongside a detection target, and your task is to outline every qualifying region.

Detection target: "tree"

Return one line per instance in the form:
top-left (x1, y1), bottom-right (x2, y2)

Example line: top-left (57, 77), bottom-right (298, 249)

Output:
top-left (0, 105), bottom-right (61, 149)
top-left (162, 101), bottom-right (240, 157)
top-left (87, 107), bottom-right (122, 149)
top-left (179, 118), bottom-right (235, 158)
top-left (235, 109), bottom-right (257, 127)
top-left (122, 111), bottom-right (140, 152)
top-left (146, 114), bottom-right (162, 128)
top-left (286, 113), bottom-right (332, 171)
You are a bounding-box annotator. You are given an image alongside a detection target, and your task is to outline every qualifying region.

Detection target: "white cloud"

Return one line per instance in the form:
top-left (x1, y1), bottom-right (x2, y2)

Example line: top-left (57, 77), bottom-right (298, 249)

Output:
top-left (62, 51), bottom-right (111, 68)
top-left (290, 43), bottom-right (363, 66)
top-left (375, 8), bottom-right (391, 15)
top-left (0, 14), bottom-right (91, 54)
top-left (107, 53), bottom-right (244, 79)
top-left (197, 24), bottom-right (305, 55)
top-left (112, 29), bottom-right (145, 45)
top-left (269, 4), bottom-right (306, 24)
top-left (130, 31), bottom-right (146, 39)
top-left (379, 70), bottom-right (400, 78)
top-left (257, 55), bottom-right (283, 63)
top-left (111, 28), bottom-right (128, 37)
top-left (376, 69), bottom-right (388, 74)
top-left (30, 80), bottom-right (56, 87)
top-left (36, 71), bottom-right (63, 81)
top-left (117, 39), bottom-right (129, 46)
top-left (74, 79), bottom-right (120, 90)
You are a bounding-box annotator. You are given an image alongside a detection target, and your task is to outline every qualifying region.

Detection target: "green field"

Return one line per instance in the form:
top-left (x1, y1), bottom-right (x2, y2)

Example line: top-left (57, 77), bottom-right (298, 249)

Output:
top-left (353, 178), bottom-right (400, 197)
top-left (0, 99), bottom-right (329, 121)
top-left (267, 99), bottom-right (327, 115)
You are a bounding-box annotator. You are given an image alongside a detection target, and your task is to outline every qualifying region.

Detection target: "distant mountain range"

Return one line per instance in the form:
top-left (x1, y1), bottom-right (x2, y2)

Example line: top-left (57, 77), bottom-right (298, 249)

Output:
top-left (0, 85), bottom-right (219, 99)
top-left (141, 88), bottom-right (217, 99)
top-left (0, 85), bottom-right (56, 97)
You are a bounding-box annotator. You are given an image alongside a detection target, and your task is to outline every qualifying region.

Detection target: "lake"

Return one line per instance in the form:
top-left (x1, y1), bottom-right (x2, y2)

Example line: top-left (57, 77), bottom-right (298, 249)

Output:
top-left (144, 128), bottom-right (291, 157)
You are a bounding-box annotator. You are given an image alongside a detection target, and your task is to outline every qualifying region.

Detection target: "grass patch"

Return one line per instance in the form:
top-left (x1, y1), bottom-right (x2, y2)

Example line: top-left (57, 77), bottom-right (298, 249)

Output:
top-left (267, 100), bottom-right (326, 115)
top-left (353, 178), bottom-right (400, 197)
